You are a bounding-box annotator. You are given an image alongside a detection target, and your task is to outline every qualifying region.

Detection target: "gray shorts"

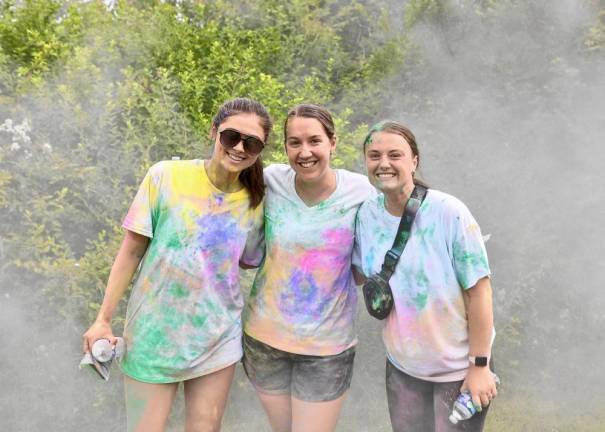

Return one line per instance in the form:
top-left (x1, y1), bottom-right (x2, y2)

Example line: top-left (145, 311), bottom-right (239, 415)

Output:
top-left (386, 359), bottom-right (491, 431)
top-left (242, 333), bottom-right (355, 402)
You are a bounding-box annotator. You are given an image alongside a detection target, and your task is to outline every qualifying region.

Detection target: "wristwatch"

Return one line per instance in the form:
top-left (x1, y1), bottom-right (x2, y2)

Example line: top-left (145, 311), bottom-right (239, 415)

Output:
top-left (469, 356), bottom-right (489, 367)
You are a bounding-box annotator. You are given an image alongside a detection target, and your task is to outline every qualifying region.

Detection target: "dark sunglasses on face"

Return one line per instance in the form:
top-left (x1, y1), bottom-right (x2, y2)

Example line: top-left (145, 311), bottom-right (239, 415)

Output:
top-left (219, 128), bottom-right (265, 155)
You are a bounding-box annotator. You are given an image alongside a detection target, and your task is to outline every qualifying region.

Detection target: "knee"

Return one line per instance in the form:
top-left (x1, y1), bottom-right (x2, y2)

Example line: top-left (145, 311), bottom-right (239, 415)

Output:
top-left (186, 406), bottom-right (223, 432)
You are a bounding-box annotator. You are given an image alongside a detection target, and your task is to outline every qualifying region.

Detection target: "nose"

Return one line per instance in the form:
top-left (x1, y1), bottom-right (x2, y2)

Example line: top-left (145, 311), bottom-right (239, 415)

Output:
top-left (377, 154), bottom-right (390, 169)
top-left (299, 144), bottom-right (313, 158)
top-left (232, 140), bottom-right (245, 153)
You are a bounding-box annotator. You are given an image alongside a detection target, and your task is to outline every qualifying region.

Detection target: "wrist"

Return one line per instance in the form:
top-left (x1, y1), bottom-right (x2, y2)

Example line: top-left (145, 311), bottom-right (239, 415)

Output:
top-left (468, 355), bottom-right (490, 367)
top-left (95, 314), bottom-right (112, 325)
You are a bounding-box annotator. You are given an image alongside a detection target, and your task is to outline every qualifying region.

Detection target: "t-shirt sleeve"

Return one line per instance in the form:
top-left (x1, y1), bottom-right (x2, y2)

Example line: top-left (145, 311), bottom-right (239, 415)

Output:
top-left (240, 203), bottom-right (265, 267)
top-left (122, 166), bottom-right (160, 238)
top-left (445, 199), bottom-right (491, 289)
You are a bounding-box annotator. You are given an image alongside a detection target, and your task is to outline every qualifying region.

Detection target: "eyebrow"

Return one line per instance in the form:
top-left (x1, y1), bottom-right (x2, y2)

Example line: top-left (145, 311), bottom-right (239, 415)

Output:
top-left (287, 134), bottom-right (323, 140)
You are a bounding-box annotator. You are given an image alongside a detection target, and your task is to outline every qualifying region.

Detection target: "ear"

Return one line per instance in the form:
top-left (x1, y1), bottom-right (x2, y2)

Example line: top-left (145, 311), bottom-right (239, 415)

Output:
top-left (412, 154), bottom-right (419, 171)
top-left (330, 135), bottom-right (337, 151)
top-left (210, 126), bottom-right (218, 140)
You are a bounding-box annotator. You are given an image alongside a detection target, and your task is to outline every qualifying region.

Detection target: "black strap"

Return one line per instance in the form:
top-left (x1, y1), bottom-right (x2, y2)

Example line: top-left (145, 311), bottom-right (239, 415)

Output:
top-left (381, 185), bottom-right (428, 278)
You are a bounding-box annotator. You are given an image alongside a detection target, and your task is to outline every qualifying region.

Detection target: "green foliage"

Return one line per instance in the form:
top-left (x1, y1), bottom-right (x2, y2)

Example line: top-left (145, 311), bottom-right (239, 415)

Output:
top-left (585, 8), bottom-right (605, 51)
top-left (0, 0), bottom-right (409, 326)
top-left (0, 0), bottom-right (83, 90)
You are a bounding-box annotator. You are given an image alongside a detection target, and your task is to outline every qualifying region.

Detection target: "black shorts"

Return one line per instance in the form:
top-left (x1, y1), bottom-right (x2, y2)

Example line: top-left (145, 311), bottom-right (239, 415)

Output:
top-left (242, 333), bottom-right (355, 402)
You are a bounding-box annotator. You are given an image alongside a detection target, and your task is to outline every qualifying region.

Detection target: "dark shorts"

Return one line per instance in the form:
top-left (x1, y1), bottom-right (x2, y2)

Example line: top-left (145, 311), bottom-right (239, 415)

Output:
top-left (385, 359), bottom-right (491, 432)
top-left (242, 333), bottom-right (355, 402)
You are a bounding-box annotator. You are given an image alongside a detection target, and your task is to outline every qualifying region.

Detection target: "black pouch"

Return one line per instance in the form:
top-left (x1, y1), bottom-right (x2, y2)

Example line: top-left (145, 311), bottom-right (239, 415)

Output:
top-left (362, 185), bottom-right (427, 320)
top-left (362, 272), bottom-right (393, 320)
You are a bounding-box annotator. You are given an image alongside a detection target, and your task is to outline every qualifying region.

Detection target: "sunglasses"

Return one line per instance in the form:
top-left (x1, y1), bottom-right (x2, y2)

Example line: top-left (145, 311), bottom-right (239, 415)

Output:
top-left (219, 128), bottom-right (265, 155)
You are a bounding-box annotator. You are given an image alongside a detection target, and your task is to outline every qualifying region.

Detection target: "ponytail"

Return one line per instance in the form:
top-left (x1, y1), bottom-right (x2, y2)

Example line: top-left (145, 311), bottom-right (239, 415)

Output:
top-left (239, 157), bottom-right (265, 209)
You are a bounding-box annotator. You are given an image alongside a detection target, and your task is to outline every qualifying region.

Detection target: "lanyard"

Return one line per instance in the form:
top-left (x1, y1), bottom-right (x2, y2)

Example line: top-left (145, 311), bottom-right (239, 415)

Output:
top-left (380, 185), bottom-right (428, 278)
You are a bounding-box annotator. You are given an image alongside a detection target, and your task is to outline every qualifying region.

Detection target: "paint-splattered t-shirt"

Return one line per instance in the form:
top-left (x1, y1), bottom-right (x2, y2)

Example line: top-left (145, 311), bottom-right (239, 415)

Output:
top-left (244, 164), bottom-right (375, 356)
top-left (353, 190), bottom-right (491, 382)
top-left (119, 159), bottom-right (263, 383)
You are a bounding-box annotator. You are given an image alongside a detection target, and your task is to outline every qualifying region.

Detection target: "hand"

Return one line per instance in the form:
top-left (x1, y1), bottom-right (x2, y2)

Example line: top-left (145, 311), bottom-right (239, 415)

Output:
top-left (460, 366), bottom-right (498, 412)
top-left (82, 320), bottom-right (116, 353)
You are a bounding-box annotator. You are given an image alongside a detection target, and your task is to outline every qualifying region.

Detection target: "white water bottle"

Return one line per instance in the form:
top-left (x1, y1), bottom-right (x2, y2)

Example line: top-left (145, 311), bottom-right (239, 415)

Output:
top-left (91, 338), bottom-right (125, 362)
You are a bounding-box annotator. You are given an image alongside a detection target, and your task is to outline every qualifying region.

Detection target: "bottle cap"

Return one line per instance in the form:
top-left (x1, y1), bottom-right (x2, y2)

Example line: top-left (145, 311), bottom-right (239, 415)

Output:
top-left (449, 413), bottom-right (459, 424)
top-left (91, 339), bottom-right (113, 362)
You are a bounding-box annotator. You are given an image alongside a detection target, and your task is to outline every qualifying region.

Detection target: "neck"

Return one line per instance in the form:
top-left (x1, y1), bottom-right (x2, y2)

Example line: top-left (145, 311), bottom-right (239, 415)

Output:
top-left (384, 183), bottom-right (415, 217)
top-left (205, 159), bottom-right (241, 192)
top-left (295, 168), bottom-right (336, 206)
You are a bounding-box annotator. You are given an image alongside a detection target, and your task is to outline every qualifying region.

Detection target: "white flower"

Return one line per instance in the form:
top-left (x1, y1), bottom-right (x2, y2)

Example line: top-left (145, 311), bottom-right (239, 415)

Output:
top-left (0, 118), bottom-right (13, 132)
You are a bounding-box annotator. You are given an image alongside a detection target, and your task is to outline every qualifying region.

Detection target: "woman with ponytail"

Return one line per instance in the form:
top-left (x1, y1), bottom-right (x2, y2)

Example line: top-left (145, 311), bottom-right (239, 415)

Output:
top-left (82, 98), bottom-right (272, 431)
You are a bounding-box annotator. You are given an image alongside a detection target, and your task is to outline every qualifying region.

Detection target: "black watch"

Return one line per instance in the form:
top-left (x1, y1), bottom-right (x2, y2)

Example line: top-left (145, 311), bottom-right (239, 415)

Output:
top-left (469, 356), bottom-right (489, 367)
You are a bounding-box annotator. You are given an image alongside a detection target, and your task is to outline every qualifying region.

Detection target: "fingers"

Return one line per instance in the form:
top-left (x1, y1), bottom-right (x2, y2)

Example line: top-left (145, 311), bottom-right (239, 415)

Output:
top-left (82, 321), bottom-right (114, 353)
top-left (471, 393), bottom-right (483, 412)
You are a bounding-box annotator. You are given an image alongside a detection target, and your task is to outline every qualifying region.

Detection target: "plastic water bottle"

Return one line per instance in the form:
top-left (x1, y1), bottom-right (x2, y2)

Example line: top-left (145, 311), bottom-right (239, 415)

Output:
top-left (91, 337), bottom-right (125, 362)
top-left (449, 373), bottom-right (500, 424)
top-left (449, 391), bottom-right (477, 424)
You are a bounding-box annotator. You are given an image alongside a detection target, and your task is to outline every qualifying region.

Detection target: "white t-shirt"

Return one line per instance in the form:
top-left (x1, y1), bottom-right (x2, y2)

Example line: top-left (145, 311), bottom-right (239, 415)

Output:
top-left (120, 160), bottom-right (263, 383)
top-left (244, 164), bottom-right (375, 355)
top-left (353, 189), bottom-right (492, 382)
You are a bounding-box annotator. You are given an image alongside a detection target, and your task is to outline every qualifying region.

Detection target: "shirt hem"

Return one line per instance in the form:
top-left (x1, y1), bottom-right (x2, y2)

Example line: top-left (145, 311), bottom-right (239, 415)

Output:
top-left (122, 223), bottom-right (153, 239)
top-left (119, 354), bottom-right (242, 384)
top-left (243, 329), bottom-right (357, 357)
top-left (386, 353), bottom-right (468, 383)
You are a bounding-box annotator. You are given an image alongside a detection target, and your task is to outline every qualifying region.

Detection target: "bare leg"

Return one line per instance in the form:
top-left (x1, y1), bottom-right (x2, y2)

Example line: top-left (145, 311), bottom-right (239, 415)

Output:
top-left (291, 392), bottom-right (348, 432)
top-left (124, 375), bottom-right (178, 432)
top-left (183, 364), bottom-right (236, 432)
top-left (255, 391), bottom-right (292, 432)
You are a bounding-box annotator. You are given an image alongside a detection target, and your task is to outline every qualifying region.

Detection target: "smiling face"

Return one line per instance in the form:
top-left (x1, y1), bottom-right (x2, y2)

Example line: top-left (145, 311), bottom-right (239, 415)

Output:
top-left (285, 116), bottom-right (336, 184)
top-left (365, 131), bottom-right (418, 195)
top-left (210, 113), bottom-right (265, 174)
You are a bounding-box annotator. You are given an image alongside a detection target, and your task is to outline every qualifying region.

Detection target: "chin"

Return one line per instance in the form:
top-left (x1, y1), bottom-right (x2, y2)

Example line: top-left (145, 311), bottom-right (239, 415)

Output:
top-left (379, 184), bottom-right (402, 194)
top-left (223, 159), bottom-right (253, 173)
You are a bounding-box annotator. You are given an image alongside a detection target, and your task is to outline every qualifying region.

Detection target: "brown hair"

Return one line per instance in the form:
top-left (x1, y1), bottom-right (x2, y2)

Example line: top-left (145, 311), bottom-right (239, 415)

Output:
top-left (283, 103), bottom-right (335, 143)
top-left (362, 120), bottom-right (428, 188)
top-left (211, 98), bottom-right (273, 208)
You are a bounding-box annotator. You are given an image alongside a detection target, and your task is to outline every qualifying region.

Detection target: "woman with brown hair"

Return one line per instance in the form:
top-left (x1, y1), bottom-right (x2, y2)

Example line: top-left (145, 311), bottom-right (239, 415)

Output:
top-left (354, 120), bottom-right (497, 431)
top-left (242, 104), bottom-right (375, 432)
top-left (82, 98), bottom-right (272, 431)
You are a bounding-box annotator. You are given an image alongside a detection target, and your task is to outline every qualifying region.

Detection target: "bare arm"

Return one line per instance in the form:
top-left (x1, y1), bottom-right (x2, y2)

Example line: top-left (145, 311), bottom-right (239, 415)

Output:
top-left (82, 230), bottom-right (149, 352)
top-left (461, 276), bottom-right (497, 409)
top-left (352, 266), bottom-right (367, 286)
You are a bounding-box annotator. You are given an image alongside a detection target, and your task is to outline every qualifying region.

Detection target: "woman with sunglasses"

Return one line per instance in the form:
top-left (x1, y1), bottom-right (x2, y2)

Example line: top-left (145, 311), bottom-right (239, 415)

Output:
top-left (82, 98), bottom-right (271, 432)
top-left (353, 121), bottom-right (497, 431)
top-left (242, 104), bottom-right (375, 432)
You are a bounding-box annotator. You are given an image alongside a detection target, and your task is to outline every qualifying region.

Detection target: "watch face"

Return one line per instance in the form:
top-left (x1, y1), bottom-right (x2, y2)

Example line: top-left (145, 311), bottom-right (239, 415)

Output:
top-left (475, 356), bottom-right (488, 367)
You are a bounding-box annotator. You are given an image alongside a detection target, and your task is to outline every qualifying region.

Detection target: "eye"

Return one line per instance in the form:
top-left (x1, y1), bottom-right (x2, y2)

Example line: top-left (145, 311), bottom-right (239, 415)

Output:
top-left (367, 152), bottom-right (381, 160)
top-left (389, 151), bottom-right (403, 159)
top-left (287, 139), bottom-right (301, 147)
top-left (310, 137), bottom-right (322, 145)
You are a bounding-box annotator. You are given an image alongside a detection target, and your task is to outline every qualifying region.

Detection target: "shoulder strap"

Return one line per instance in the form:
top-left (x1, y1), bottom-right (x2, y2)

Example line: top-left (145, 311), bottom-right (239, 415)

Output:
top-left (381, 185), bottom-right (428, 279)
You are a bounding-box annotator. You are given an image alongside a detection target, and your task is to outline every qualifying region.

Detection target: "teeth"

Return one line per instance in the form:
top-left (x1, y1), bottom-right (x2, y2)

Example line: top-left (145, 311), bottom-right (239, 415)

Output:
top-left (228, 152), bottom-right (245, 162)
top-left (376, 173), bottom-right (395, 178)
top-left (299, 161), bottom-right (316, 168)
